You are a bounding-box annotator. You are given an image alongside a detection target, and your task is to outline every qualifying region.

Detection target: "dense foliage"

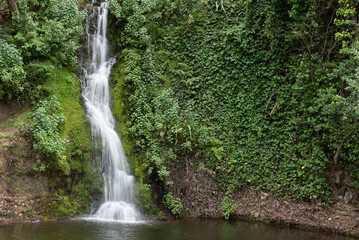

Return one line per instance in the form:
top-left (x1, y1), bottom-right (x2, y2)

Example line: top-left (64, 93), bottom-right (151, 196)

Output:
top-left (0, 0), bottom-right (85, 101)
top-left (12, 0), bottom-right (85, 64)
top-left (108, 0), bottom-right (359, 213)
top-left (0, 40), bottom-right (26, 99)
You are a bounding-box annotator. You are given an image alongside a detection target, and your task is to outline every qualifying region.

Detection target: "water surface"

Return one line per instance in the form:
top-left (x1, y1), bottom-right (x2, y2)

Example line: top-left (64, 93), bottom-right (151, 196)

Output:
top-left (0, 218), bottom-right (356, 240)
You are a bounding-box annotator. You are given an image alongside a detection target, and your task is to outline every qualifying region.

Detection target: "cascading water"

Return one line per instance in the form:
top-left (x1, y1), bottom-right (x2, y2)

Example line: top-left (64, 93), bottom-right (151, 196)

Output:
top-left (81, 1), bottom-right (141, 222)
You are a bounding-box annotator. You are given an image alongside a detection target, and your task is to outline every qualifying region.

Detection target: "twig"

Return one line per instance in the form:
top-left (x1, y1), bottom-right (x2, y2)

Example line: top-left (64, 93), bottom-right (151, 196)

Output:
top-left (265, 88), bottom-right (278, 108)
top-left (269, 99), bottom-right (278, 117)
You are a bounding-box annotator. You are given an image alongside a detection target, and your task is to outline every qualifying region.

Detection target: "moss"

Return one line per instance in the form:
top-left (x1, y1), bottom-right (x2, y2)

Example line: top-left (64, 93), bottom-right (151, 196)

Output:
top-left (112, 60), bottom-right (139, 176)
top-left (1, 142), bottom-right (10, 148)
top-left (35, 62), bottom-right (101, 205)
top-left (0, 109), bottom-right (31, 129)
top-left (0, 131), bottom-right (14, 140)
top-left (111, 58), bottom-right (159, 215)
top-left (43, 194), bottom-right (90, 220)
top-left (112, 59), bottom-right (142, 176)
top-left (0, 131), bottom-right (14, 148)
top-left (12, 141), bottom-right (32, 175)
top-left (12, 176), bottom-right (47, 196)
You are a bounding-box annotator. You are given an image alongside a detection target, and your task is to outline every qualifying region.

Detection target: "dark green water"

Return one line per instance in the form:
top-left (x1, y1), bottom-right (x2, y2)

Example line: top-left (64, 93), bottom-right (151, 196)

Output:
top-left (0, 218), bottom-right (356, 240)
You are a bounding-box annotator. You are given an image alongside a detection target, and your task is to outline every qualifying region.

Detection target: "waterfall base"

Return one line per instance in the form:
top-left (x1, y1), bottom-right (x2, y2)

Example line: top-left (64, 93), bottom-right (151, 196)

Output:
top-left (94, 201), bottom-right (141, 221)
top-left (85, 201), bottom-right (142, 223)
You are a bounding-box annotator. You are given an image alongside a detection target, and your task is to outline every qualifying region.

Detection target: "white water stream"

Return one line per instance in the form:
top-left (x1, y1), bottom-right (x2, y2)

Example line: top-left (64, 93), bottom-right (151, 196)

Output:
top-left (82, 1), bottom-right (141, 222)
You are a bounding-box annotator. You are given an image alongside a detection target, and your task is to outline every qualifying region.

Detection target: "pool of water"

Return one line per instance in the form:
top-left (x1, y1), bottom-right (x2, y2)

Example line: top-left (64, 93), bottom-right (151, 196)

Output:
top-left (0, 218), bottom-right (356, 240)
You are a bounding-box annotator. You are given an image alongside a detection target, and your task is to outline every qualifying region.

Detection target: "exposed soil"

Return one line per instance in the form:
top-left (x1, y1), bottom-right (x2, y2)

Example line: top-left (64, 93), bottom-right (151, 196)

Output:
top-left (0, 194), bottom-right (46, 225)
top-left (232, 191), bottom-right (359, 237)
top-left (0, 126), bottom-right (49, 225)
top-left (166, 162), bottom-right (359, 237)
top-left (0, 99), bottom-right (21, 123)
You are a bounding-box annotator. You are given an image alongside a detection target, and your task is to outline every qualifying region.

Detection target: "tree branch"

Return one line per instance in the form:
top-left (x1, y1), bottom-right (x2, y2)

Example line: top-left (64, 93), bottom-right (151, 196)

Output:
top-left (333, 128), bottom-right (355, 164)
top-left (6, 0), bottom-right (16, 12)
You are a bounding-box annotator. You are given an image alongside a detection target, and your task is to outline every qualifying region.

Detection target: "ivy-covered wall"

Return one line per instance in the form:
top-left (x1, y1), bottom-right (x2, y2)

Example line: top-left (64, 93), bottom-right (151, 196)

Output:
top-left (108, 0), bottom-right (359, 214)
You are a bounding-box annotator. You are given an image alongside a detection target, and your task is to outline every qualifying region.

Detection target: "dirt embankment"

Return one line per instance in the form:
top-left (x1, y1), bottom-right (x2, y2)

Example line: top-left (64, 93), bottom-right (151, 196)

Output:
top-left (166, 162), bottom-right (359, 237)
top-left (0, 100), bottom-right (49, 224)
top-left (0, 127), bottom-right (49, 224)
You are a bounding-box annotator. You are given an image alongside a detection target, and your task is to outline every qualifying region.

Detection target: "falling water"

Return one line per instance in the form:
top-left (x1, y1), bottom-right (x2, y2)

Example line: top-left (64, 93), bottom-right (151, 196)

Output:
top-left (81, 1), bottom-right (141, 221)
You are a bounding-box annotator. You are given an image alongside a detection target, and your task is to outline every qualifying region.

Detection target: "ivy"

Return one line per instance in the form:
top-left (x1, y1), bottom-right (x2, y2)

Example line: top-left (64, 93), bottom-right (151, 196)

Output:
top-left (109, 0), bottom-right (340, 202)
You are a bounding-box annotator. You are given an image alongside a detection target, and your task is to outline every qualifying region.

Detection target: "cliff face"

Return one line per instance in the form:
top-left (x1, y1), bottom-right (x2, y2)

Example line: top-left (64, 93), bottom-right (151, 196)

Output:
top-left (1, 1), bottom-right (359, 237)
top-left (0, 132), bottom-right (47, 197)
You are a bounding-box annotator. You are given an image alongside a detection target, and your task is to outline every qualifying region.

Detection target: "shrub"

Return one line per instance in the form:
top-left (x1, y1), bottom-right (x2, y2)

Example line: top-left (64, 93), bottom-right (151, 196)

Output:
top-left (29, 97), bottom-right (70, 174)
top-left (162, 192), bottom-right (183, 217)
top-left (0, 40), bottom-right (26, 99)
top-left (221, 194), bottom-right (236, 220)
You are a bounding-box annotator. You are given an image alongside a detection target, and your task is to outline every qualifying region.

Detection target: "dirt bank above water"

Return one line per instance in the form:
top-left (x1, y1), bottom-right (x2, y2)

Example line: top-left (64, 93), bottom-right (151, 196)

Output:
top-left (0, 125), bottom-right (49, 225)
top-left (232, 191), bottom-right (359, 237)
top-left (166, 164), bottom-right (359, 237)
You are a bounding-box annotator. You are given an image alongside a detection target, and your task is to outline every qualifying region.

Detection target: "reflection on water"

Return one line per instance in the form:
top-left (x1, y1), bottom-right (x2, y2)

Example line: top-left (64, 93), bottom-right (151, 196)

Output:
top-left (0, 218), bottom-right (356, 240)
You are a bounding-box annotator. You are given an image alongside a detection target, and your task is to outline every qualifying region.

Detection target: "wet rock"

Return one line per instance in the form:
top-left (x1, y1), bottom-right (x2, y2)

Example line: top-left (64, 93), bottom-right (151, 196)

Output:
top-left (344, 192), bottom-right (353, 201)
top-left (260, 193), bottom-right (268, 200)
top-left (251, 211), bottom-right (260, 218)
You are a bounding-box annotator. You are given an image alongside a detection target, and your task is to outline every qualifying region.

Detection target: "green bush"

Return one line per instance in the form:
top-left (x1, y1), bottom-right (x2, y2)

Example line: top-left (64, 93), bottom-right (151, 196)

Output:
top-left (221, 194), bottom-right (236, 220)
top-left (162, 192), bottom-right (183, 217)
top-left (28, 97), bottom-right (70, 174)
top-left (0, 40), bottom-right (26, 99)
top-left (11, 0), bottom-right (85, 64)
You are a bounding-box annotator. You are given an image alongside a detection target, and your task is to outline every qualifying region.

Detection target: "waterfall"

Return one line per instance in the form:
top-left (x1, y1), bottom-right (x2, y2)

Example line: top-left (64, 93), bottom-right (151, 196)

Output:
top-left (81, 1), bottom-right (141, 222)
